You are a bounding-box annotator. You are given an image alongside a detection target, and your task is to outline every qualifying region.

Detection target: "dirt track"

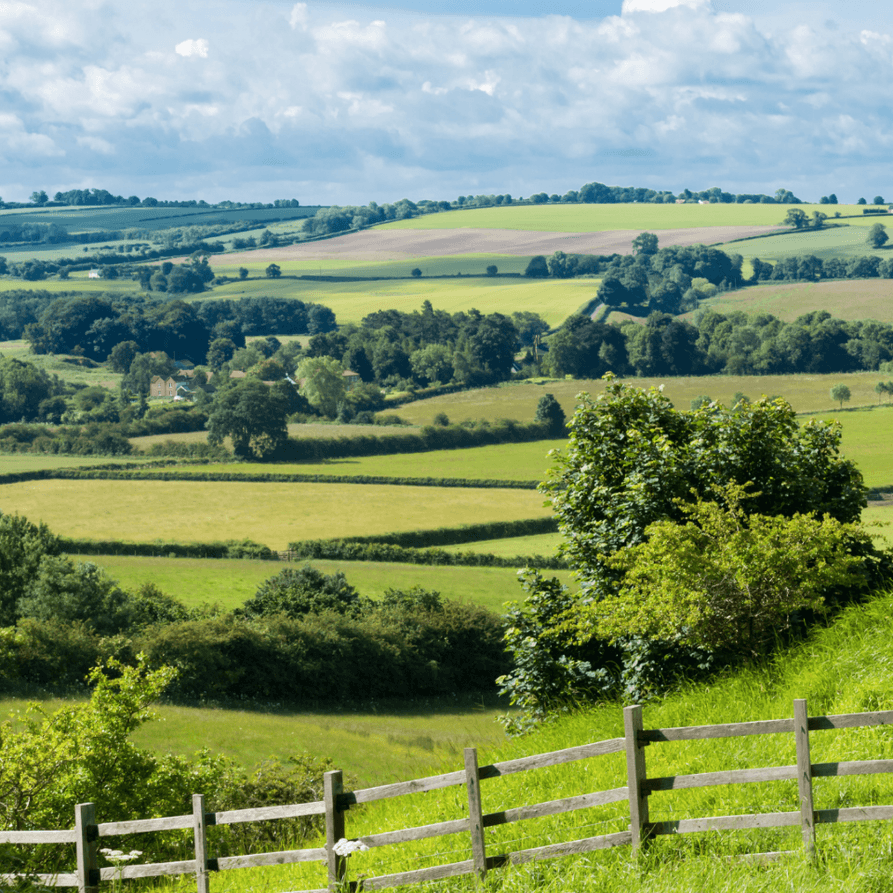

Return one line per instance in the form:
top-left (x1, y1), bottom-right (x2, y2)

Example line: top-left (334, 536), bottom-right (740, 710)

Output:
top-left (218, 225), bottom-right (785, 265)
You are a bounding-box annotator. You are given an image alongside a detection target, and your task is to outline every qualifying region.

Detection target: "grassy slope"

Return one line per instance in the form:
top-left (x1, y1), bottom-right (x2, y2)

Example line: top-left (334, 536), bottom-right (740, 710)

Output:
top-left (142, 440), bottom-right (564, 482)
top-left (197, 276), bottom-right (599, 328)
top-left (0, 480), bottom-right (548, 550)
top-left (719, 222), bottom-right (893, 262)
top-left (380, 375), bottom-right (893, 426)
top-left (187, 589), bottom-right (893, 892)
top-left (81, 554), bottom-right (568, 614)
top-left (377, 203), bottom-right (855, 232)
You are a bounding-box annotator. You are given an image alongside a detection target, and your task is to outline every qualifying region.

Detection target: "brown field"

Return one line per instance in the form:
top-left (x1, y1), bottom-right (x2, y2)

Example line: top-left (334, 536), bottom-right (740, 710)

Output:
top-left (214, 225), bottom-right (783, 266)
top-left (692, 279), bottom-right (893, 323)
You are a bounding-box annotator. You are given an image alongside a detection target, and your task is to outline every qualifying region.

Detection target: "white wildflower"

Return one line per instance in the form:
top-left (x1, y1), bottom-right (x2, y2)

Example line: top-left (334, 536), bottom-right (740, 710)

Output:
top-left (333, 838), bottom-right (369, 857)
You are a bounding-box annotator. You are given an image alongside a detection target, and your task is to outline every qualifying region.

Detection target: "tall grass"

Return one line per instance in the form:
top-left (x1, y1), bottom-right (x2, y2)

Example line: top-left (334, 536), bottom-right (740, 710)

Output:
top-left (153, 590), bottom-right (893, 892)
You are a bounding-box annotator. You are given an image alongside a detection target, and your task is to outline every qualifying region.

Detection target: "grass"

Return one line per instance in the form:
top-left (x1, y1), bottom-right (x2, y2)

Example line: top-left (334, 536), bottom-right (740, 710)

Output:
top-left (441, 532), bottom-right (564, 557)
top-left (694, 279), bottom-right (893, 324)
top-left (197, 276), bottom-right (599, 328)
top-left (719, 222), bottom-right (893, 262)
top-left (380, 373), bottom-right (893, 426)
top-left (0, 691), bottom-right (510, 787)
top-left (142, 439), bottom-right (565, 482)
top-left (0, 479), bottom-right (548, 550)
top-left (78, 554), bottom-right (568, 613)
top-left (0, 339), bottom-right (123, 388)
top-left (141, 584), bottom-right (893, 893)
top-left (0, 454), bottom-right (152, 473)
top-left (376, 203), bottom-right (860, 232)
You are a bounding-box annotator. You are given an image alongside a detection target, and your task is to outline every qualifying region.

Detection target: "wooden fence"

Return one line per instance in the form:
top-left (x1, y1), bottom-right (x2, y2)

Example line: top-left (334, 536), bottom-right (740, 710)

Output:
top-left (4, 698), bottom-right (893, 893)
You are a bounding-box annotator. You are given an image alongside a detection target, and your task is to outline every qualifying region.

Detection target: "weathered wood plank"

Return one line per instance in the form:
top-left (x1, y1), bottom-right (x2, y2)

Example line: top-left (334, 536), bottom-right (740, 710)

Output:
top-left (217, 848), bottom-right (327, 870)
top-left (75, 802), bottom-right (98, 893)
top-left (213, 802), bottom-right (326, 825)
top-left (343, 770), bottom-right (466, 805)
top-left (194, 793), bottom-right (210, 893)
top-left (478, 739), bottom-right (626, 780)
top-left (647, 766), bottom-right (796, 792)
top-left (794, 699), bottom-right (816, 855)
top-left (324, 770), bottom-right (346, 889)
top-left (508, 830), bottom-right (633, 864)
top-left (815, 805), bottom-right (893, 824)
top-left (649, 811), bottom-right (801, 835)
top-left (483, 788), bottom-right (629, 827)
top-left (0, 873), bottom-right (78, 887)
top-left (625, 705), bottom-right (649, 849)
top-left (359, 818), bottom-right (469, 848)
top-left (359, 859), bottom-right (475, 890)
top-left (105, 859), bottom-right (196, 880)
top-left (97, 815), bottom-right (192, 836)
top-left (813, 760), bottom-right (893, 778)
top-left (641, 718), bottom-right (793, 742)
top-left (0, 829), bottom-right (77, 844)
top-left (465, 747), bottom-right (487, 879)
top-left (809, 710), bottom-right (893, 731)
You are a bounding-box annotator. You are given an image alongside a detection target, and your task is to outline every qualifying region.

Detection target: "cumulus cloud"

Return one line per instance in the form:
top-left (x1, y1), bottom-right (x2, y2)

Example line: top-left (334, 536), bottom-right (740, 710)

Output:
top-left (0, 0), bottom-right (892, 203)
top-left (175, 38), bottom-right (209, 58)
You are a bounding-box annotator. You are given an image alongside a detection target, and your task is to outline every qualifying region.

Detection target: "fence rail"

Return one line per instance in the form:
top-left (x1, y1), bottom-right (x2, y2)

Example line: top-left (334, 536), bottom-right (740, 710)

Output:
top-left (7, 698), bottom-right (893, 893)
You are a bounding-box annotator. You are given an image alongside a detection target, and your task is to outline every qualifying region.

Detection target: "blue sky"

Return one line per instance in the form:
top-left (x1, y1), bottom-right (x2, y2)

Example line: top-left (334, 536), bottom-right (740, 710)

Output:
top-left (2, 0), bottom-right (893, 205)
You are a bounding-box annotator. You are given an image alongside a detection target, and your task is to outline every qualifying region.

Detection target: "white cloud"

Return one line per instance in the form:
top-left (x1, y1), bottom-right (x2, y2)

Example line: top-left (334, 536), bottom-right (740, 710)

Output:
top-left (77, 135), bottom-right (115, 154)
top-left (289, 3), bottom-right (308, 30)
top-left (175, 38), bottom-right (209, 58)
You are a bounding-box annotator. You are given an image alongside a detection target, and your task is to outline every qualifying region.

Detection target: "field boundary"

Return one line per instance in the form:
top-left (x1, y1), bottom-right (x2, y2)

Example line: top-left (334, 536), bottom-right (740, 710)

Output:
top-left (8, 699), bottom-right (893, 891)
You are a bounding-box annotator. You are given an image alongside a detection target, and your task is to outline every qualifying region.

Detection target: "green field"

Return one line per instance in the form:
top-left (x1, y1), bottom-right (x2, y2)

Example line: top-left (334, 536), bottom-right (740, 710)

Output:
top-left (211, 254), bottom-right (531, 279)
top-left (442, 532), bottom-right (563, 556)
top-left (80, 554), bottom-right (566, 613)
top-left (0, 692), bottom-right (509, 786)
top-left (0, 479), bottom-right (548, 550)
top-left (694, 279), bottom-right (893, 323)
top-left (380, 373), bottom-right (893, 426)
top-left (0, 338), bottom-right (122, 388)
top-left (376, 203), bottom-right (859, 232)
top-left (144, 439), bottom-right (564, 482)
top-left (0, 455), bottom-right (150, 473)
top-left (199, 276), bottom-right (599, 328)
top-left (718, 223), bottom-right (893, 263)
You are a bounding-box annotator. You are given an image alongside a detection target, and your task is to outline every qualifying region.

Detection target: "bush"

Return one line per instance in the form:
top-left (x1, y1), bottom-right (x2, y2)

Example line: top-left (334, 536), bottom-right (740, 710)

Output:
top-left (240, 565), bottom-right (360, 619)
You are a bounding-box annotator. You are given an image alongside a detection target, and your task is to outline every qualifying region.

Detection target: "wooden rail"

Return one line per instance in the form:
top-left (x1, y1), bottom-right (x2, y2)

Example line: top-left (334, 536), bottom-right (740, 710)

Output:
top-left (7, 699), bottom-right (893, 892)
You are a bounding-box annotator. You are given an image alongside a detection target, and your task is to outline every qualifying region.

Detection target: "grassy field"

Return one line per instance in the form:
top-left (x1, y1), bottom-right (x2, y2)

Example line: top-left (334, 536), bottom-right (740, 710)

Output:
top-left (211, 254), bottom-right (531, 279)
top-left (0, 338), bottom-right (123, 388)
top-left (380, 373), bottom-right (893, 426)
top-left (197, 276), bottom-right (599, 328)
top-left (719, 222), bottom-right (893, 263)
top-left (80, 554), bottom-right (567, 613)
top-left (442, 532), bottom-right (564, 556)
top-left (0, 454), bottom-right (150, 473)
top-left (140, 586), bottom-right (893, 893)
top-left (694, 279), bottom-right (893, 323)
top-left (0, 691), bottom-right (510, 786)
top-left (143, 439), bottom-right (564, 482)
top-left (0, 479), bottom-right (548, 550)
top-left (376, 203), bottom-right (860, 232)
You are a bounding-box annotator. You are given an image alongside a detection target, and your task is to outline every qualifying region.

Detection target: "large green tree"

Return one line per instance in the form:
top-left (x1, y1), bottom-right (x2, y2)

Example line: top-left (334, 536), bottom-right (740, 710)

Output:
top-left (207, 378), bottom-right (289, 459)
top-left (295, 356), bottom-right (346, 417)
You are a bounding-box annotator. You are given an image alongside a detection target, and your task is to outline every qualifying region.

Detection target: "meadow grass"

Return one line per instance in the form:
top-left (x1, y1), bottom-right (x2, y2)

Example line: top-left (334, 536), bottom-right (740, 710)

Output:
top-left (142, 439), bottom-right (565, 482)
top-left (441, 532), bottom-right (564, 556)
top-left (379, 373), bottom-right (893, 425)
top-left (0, 276), bottom-right (141, 296)
top-left (211, 254), bottom-right (531, 279)
top-left (694, 279), bottom-right (893, 324)
top-left (143, 586), bottom-right (893, 893)
top-left (0, 454), bottom-right (152, 473)
top-left (719, 222), bottom-right (893, 262)
top-left (197, 276), bottom-right (599, 328)
top-left (78, 554), bottom-right (567, 613)
top-left (0, 691), bottom-right (509, 786)
top-left (376, 203), bottom-right (858, 232)
top-left (0, 479), bottom-right (548, 550)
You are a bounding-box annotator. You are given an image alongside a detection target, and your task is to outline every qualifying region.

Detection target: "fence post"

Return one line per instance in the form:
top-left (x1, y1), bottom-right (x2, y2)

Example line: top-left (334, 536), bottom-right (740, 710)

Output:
top-left (794, 698), bottom-right (816, 856)
top-left (624, 705), bottom-right (650, 850)
top-left (193, 794), bottom-right (210, 893)
top-left (464, 747), bottom-right (487, 879)
top-left (324, 770), bottom-right (346, 891)
top-left (75, 802), bottom-right (99, 893)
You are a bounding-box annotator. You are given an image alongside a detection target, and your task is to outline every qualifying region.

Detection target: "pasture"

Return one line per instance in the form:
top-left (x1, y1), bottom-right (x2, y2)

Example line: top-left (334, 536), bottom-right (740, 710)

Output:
top-left (0, 692), bottom-right (509, 786)
top-left (0, 338), bottom-right (122, 388)
top-left (79, 554), bottom-right (565, 613)
top-left (198, 275), bottom-right (599, 328)
top-left (0, 479), bottom-right (549, 550)
top-left (718, 223), bottom-right (893, 263)
top-left (375, 202), bottom-right (856, 232)
top-left (142, 439), bottom-right (564, 482)
top-left (695, 279), bottom-right (893, 323)
top-left (380, 373), bottom-right (893, 425)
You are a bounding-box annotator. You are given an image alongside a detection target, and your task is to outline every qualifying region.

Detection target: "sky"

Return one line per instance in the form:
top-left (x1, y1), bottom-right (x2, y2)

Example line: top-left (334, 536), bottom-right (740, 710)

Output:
top-left (2, 0), bottom-right (893, 205)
